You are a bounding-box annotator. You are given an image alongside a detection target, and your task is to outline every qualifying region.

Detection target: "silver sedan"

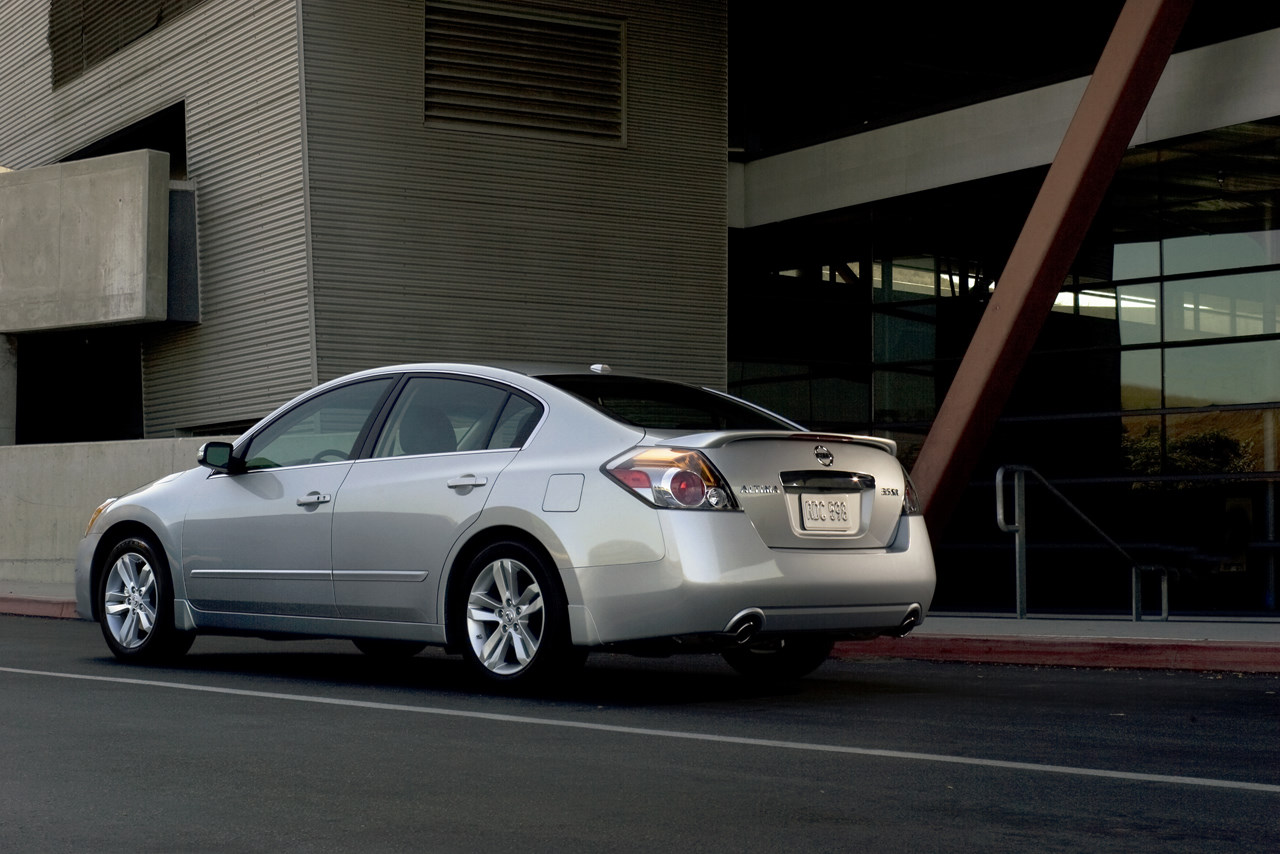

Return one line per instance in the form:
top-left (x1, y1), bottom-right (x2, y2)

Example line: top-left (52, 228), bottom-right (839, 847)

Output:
top-left (76, 364), bottom-right (935, 686)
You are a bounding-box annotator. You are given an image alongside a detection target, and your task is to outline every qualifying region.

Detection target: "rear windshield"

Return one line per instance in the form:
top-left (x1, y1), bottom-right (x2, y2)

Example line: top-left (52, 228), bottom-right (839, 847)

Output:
top-left (538, 375), bottom-right (795, 431)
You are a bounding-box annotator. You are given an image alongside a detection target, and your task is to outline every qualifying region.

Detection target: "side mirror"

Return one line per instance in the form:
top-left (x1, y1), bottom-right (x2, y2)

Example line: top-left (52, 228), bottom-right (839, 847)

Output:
top-left (197, 441), bottom-right (242, 474)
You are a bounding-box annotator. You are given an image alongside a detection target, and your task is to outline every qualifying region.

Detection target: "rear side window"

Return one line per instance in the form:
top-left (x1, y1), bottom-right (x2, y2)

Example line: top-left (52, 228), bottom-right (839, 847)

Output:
top-left (539, 375), bottom-right (793, 431)
top-left (489, 394), bottom-right (541, 448)
top-left (372, 377), bottom-right (543, 458)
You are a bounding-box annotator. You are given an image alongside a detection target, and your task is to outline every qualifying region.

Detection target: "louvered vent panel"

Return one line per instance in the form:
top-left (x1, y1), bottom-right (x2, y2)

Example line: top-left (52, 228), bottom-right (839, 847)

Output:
top-left (425, 3), bottom-right (625, 143)
top-left (303, 0), bottom-right (726, 389)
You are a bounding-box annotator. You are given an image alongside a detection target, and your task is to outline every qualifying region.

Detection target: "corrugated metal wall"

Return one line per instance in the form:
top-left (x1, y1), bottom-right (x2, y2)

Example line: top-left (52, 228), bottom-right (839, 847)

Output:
top-left (301, 0), bottom-right (728, 388)
top-left (0, 0), bottom-right (316, 436)
top-left (48, 0), bottom-right (214, 89)
top-left (0, 0), bottom-right (728, 438)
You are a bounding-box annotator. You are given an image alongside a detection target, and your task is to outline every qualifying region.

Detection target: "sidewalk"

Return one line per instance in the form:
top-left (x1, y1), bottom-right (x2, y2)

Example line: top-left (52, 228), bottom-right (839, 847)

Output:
top-left (0, 581), bottom-right (79, 620)
top-left (837, 613), bottom-right (1280, 673)
top-left (4, 581), bottom-right (1279, 673)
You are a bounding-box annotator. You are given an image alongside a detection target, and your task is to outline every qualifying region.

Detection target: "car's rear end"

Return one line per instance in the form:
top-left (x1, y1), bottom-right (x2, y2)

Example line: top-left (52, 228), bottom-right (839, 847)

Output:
top-left (533, 372), bottom-right (935, 654)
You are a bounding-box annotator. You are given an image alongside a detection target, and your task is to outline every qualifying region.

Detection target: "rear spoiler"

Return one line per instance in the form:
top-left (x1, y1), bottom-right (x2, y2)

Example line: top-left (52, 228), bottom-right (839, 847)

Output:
top-left (788, 432), bottom-right (897, 456)
top-left (643, 429), bottom-right (898, 457)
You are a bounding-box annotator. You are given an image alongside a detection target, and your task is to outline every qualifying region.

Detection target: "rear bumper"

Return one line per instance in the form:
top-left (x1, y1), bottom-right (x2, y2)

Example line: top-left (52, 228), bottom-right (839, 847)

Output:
top-left (561, 511), bottom-right (936, 646)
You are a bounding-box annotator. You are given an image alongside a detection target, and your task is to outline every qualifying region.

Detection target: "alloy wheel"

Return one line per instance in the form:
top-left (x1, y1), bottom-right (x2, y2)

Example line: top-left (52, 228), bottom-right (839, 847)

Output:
top-left (103, 551), bottom-right (157, 650)
top-left (465, 557), bottom-right (545, 675)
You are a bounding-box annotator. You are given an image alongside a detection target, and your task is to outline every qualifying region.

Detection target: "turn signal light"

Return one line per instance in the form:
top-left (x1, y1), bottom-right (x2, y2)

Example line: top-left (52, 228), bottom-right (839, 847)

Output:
top-left (85, 498), bottom-right (117, 536)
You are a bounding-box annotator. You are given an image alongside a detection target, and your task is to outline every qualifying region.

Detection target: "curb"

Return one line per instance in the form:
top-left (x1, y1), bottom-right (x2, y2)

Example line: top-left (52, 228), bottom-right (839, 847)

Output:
top-left (0, 595), bottom-right (80, 621)
top-left (835, 636), bottom-right (1280, 674)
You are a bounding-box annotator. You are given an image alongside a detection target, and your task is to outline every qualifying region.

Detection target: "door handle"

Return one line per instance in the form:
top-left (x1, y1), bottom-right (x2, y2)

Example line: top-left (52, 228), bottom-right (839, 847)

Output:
top-left (447, 475), bottom-right (488, 490)
top-left (296, 492), bottom-right (333, 506)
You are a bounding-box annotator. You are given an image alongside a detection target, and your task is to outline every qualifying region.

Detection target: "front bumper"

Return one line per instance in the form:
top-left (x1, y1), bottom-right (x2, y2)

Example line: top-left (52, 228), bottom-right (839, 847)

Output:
top-left (73, 534), bottom-right (101, 622)
top-left (561, 510), bottom-right (935, 646)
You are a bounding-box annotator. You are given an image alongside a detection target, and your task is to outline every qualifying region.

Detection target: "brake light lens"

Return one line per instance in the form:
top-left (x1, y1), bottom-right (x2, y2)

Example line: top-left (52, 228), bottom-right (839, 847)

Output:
top-left (901, 466), bottom-right (922, 516)
top-left (668, 470), bottom-right (706, 506)
top-left (605, 448), bottom-right (737, 510)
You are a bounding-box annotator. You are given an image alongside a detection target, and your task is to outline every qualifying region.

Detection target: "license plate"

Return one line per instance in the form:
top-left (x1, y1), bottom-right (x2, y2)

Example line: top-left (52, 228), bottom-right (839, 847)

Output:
top-left (800, 494), bottom-right (855, 532)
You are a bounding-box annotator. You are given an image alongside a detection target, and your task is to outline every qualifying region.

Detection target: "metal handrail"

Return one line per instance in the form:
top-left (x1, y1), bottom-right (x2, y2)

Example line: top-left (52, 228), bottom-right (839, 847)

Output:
top-left (995, 464), bottom-right (1164, 620)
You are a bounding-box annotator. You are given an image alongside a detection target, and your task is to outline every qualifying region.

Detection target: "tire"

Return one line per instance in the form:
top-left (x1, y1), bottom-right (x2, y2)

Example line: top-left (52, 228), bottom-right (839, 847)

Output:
top-left (722, 636), bottom-right (835, 681)
top-left (352, 638), bottom-right (428, 658)
top-left (455, 540), bottom-right (583, 687)
top-left (97, 535), bottom-right (194, 663)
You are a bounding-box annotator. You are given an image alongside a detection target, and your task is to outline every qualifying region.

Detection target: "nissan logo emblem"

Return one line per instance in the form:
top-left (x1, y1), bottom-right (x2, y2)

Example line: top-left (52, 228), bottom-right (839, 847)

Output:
top-left (814, 445), bottom-right (834, 467)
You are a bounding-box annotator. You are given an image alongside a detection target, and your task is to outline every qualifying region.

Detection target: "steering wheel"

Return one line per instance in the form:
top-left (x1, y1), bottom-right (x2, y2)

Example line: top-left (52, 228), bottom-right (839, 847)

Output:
top-left (310, 449), bottom-right (350, 464)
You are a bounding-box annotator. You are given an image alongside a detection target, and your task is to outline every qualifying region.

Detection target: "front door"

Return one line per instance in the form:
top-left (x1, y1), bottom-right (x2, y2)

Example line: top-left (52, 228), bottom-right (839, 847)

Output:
top-left (181, 377), bottom-right (395, 616)
top-left (182, 463), bottom-right (353, 616)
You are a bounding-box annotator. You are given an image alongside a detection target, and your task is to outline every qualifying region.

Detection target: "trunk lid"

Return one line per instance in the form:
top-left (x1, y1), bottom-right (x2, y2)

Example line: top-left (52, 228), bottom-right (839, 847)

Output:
top-left (681, 432), bottom-right (908, 550)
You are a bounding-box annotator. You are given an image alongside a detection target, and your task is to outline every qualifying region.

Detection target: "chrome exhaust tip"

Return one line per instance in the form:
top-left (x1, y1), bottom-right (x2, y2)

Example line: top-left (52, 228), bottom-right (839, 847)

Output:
top-left (724, 608), bottom-right (766, 645)
top-left (888, 604), bottom-right (923, 638)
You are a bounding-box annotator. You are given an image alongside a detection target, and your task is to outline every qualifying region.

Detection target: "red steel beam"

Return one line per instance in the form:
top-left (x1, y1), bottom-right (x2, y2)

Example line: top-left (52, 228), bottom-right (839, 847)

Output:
top-left (911, 0), bottom-right (1194, 532)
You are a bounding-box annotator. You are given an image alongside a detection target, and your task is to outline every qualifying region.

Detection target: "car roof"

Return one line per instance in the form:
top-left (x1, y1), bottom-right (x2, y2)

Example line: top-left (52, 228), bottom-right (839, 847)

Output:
top-left (328, 361), bottom-right (660, 385)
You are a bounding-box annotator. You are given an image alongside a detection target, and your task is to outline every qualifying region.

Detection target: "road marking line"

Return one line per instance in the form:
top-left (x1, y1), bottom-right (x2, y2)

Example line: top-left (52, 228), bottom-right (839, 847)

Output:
top-left (4, 665), bottom-right (1277, 794)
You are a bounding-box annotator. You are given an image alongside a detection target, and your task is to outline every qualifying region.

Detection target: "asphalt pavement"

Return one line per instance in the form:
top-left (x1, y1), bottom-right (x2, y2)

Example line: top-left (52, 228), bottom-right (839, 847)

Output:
top-left (6, 579), bottom-right (1279, 672)
top-left (5, 614), bottom-right (1277, 852)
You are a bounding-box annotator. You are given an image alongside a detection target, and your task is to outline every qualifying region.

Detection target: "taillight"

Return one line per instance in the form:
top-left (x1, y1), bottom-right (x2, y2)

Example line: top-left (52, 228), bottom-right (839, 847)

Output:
top-left (605, 448), bottom-right (737, 510)
top-left (668, 470), bottom-right (706, 506)
top-left (901, 466), bottom-right (922, 516)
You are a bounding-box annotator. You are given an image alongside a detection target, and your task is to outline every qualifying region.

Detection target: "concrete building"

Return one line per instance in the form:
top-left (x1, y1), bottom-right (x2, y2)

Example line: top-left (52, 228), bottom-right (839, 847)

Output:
top-left (0, 0), bottom-right (725, 585)
top-left (1, 1), bottom-right (1277, 615)
top-left (2, 0), bottom-right (727, 440)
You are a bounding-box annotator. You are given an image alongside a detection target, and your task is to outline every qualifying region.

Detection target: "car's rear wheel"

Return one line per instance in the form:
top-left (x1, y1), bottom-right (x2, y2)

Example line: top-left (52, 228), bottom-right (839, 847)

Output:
top-left (352, 638), bottom-right (428, 658)
top-left (721, 636), bottom-right (835, 680)
top-left (98, 535), bottom-right (194, 663)
top-left (456, 541), bottom-right (582, 687)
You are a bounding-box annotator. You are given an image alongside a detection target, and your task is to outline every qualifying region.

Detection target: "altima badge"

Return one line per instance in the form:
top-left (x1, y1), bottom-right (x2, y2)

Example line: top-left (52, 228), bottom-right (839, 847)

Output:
top-left (814, 445), bottom-right (835, 467)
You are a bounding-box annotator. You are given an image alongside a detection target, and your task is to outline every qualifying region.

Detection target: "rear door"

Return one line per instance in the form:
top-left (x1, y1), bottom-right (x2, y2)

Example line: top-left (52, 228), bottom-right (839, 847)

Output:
top-left (331, 376), bottom-right (541, 622)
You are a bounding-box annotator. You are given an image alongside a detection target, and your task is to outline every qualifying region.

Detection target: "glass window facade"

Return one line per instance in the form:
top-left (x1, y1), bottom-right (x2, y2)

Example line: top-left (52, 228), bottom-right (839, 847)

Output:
top-left (729, 118), bottom-right (1280, 615)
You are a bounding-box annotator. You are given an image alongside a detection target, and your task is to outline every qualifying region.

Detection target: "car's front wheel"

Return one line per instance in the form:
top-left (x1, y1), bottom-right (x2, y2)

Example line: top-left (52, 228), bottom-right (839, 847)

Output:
top-left (97, 535), bottom-right (194, 663)
top-left (721, 636), bottom-right (835, 680)
top-left (456, 541), bottom-right (582, 688)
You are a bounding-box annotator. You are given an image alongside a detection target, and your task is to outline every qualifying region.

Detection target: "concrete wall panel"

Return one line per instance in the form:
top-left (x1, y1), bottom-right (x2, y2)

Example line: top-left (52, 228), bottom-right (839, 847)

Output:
top-left (0, 438), bottom-right (217, 584)
top-left (0, 150), bottom-right (169, 333)
top-left (0, 0), bottom-right (315, 437)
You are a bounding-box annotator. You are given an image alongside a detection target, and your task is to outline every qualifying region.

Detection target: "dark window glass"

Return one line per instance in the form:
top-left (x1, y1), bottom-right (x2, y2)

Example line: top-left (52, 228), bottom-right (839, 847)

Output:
top-left (540, 375), bottom-right (794, 431)
top-left (243, 379), bottom-right (393, 470)
top-left (1165, 340), bottom-right (1280, 407)
top-left (489, 394), bottom-right (541, 449)
top-left (373, 377), bottom-right (541, 457)
top-left (1163, 271), bottom-right (1279, 341)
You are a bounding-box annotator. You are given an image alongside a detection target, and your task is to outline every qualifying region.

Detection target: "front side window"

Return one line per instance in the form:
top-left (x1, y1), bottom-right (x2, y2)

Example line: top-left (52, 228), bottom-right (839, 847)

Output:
top-left (242, 379), bottom-right (394, 470)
